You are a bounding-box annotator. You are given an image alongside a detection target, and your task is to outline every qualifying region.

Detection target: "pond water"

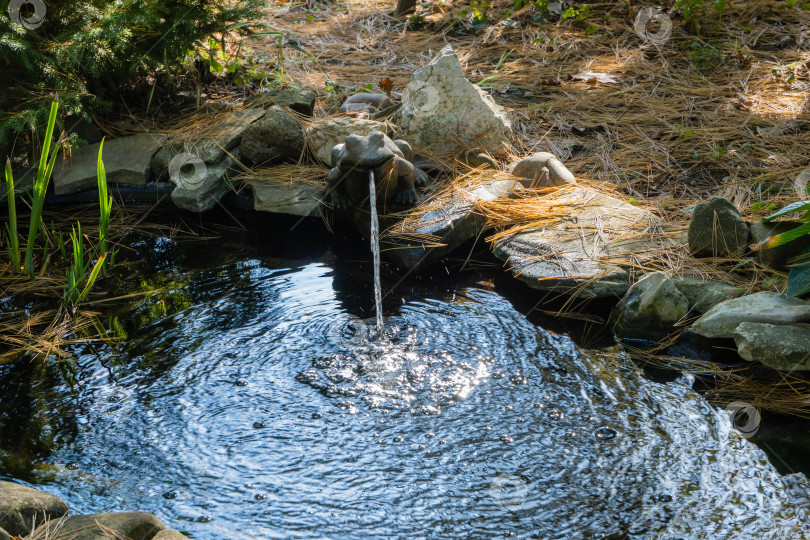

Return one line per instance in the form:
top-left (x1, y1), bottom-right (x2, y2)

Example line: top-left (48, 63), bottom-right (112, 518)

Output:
top-left (2, 225), bottom-right (810, 539)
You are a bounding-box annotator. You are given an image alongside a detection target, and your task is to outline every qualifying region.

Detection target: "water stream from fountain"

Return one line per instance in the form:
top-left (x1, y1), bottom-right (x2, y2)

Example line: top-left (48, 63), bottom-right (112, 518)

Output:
top-left (369, 170), bottom-right (384, 333)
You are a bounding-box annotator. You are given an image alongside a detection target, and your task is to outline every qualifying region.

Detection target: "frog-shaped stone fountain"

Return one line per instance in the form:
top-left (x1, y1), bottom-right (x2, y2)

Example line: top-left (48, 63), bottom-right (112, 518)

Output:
top-left (327, 131), bottom-right (427, 210)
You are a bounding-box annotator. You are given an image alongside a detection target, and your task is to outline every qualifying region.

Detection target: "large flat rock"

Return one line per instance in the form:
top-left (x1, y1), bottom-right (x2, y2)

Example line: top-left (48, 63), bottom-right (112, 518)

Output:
top-left (246, 179), bottom-right (324, 217)
top-left (492, 187), bottom-right (668, 299)
top-left (152, 108), bottom-right (265, 174)
top-left (383, 177), bottom-right (520, 270)
top-left (54, 133), bottom-right (166, 195)
top-left (0, 481), bottom-right (68, 536)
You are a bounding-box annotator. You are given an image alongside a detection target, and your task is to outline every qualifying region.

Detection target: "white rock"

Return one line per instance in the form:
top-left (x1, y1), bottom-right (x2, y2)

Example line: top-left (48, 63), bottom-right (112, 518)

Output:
top-left (394, 46), bottom-right (512, 155)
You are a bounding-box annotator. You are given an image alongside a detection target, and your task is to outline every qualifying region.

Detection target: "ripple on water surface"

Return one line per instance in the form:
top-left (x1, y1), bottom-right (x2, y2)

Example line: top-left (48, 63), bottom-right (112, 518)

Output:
top-left (12, 261), bottom-right (810, 539)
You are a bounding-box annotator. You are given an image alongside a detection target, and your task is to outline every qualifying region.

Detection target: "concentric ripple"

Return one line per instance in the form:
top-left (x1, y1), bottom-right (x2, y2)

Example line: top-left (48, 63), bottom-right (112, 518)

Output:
top-left (3, 260), bottom-right (810, 539)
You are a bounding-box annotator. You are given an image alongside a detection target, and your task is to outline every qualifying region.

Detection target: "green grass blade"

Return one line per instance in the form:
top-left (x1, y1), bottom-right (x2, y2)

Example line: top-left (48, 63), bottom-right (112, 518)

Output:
top-left (5, 159), bottom-right (19, 273)
top-left (77, 253), bottom-right (107, 303)
top-left (763, 200), bottom-right (810, 222)
top-left (24, 99), bottom-right (60, 277)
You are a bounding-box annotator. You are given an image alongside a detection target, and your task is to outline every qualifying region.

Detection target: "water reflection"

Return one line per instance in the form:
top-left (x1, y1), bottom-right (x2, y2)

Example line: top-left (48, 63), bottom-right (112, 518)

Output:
top-left (0, 233), bottom-right (808, 539)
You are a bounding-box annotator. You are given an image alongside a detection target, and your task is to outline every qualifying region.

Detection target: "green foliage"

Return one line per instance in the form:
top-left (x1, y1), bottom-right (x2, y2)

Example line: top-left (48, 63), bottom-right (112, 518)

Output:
top-left (23, 100), bottom-right (60, 278)
top-left (4, 159), bottom-right (18, 273)
top-left (0, 0), bottom-right (264, 158)
top-left (4, 99), bottom-right (115, 305)
top-left (760, 200), bottom-right (810, 298)
top-left (675, 0), bottom-right (727, 23)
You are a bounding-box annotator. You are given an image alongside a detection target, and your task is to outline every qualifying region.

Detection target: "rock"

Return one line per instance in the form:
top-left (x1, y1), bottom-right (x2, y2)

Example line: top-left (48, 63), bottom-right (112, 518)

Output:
top-left (151, 108), bottom-right (265, 175)
top-left (34, 512), bottom-right (164, 540)
top-left (153, 530), bottom-right (189, 539)
top-left (733, 322), bottom-right (810, 371)
top-left (170, 151), bottom-right (236, 212)
top-left (751, 221), bottom-right (810, 270)
top-left (460, 149), bottom-right (498, 169)
top-left (244, 88), bottom-right (316, 116)
top-left (306, 118), bottom-right (389, 165)
top-left (0, 481), bottom-right (68, 536)
top-left (386, 177), bottom-right (520, 269)
top-left (0, 526), bottom-right (9, 540)
top-left (394, 46), bottom-right (512, 155)
top-left (691, 291), bottom-right (810, 339)
top-left (246, 179), bottom-right (324, 217)
top-left (239, 106), bottom-right (305, 165)
top-left (53, 133), bottom-right (167, 195)
top-left (687, 197), bottom-right (749, 257)
top-left (612, 272), bottom-right (689, 340)
top-left (672, 276), bottom-right (743, 314)
top-left (339, 93), bottom-right (395, 115)
top-left (510, 152), bottom-right (577, 188)
top-left (492, 187), bottom-right (667, 299)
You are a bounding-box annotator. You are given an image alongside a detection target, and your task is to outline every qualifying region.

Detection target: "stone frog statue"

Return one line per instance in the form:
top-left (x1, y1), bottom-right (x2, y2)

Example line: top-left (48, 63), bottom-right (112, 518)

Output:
top-left (327, 131), bottom-right (427, 210)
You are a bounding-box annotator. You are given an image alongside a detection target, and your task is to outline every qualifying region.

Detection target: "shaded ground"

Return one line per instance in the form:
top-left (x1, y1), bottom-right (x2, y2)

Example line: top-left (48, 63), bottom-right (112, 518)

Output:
top-left (259, 0), bottom-right (809, 212)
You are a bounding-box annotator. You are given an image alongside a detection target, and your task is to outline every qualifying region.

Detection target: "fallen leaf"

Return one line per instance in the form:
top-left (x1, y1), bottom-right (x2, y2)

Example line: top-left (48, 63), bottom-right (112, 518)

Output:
top-left (379, 77), bottom-right (393, 95)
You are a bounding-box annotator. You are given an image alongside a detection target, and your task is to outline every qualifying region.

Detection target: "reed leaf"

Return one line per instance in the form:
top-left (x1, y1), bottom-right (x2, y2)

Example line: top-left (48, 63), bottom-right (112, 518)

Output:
top-left (5, 158), bottom-right (19, 273)
top-left (23, 99), bottom-right (61, 278)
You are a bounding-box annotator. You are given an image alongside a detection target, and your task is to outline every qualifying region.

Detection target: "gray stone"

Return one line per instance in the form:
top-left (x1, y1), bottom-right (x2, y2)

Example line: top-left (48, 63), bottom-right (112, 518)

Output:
top-left (460, 149), bottom-right (498, 169)
top-left (672, 276), bottom-right (744, 314)
top-left (510, 152), bottom-right (577, 188)
top-left (688, 197), bottom-right (749, 257)
top-left (306, 118), bottom-right (389, 165)
top-left (170, 151), bottom-right (236, 212)
top-left (386, 178), bottom-right (520, 269)
top-left (246, 179), bottom-right (324, 217)
top-left (53, 133), bottom-right (166, 195)
top-left (0, 481), bottom-right (68, 536)
top-left (612, 272), bottom-right (689, 340)
top-left (691, 291), bottom-right (810, 339)
top-left (492, 187), bottom-right (666, 299)
top-left (339, 93), bottom-right (394, 115)
top-left (733, 322), bottom-right (810, 371)
top-left (239, 106), bottom-right (305, 165)
top-left (34, 512), bottom-right (164, 540)
top-left (394, 46), bottom-right (512, 155)
top-left (151, 108), bottom-right (265, 175)
top-left (244, 88), bottom-right (316, 117)
top-left (751, 220), bottom-right (810, 270)
top-left (0, 526), bottom-right (9, 540)
top-left (153, 530), bottom-right (189, 539)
